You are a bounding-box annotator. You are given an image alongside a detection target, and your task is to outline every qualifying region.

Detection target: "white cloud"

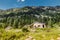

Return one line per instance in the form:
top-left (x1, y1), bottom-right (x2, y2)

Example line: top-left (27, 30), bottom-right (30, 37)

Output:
top-left (17, 0), bottom-right (25, 2)
top-left (21, 0), bottom-right (25, 2)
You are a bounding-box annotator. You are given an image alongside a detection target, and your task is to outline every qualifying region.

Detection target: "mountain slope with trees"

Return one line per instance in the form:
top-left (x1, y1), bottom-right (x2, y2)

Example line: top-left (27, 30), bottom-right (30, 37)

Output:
top-left (0, 6), bottom-right (60, 28)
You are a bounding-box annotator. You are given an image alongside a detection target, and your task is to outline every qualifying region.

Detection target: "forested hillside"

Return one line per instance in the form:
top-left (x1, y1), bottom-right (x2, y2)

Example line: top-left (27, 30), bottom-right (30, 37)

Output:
top-left (0, 6), bottom-right (60, 28)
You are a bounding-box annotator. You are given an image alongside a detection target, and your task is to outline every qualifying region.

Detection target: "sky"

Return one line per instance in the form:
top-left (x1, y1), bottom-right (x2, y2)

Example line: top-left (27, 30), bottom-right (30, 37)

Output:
top-left (0, 0), bottom-right (60, 9)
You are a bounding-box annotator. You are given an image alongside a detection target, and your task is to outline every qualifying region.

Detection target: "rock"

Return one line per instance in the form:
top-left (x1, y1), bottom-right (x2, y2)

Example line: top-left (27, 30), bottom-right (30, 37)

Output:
top-left (57, 37), bottom-right (60, 40)
top-left (14, 29), bottom-right (21, 32)
top-left (50, 38), bottom-right (54, 40)
top-left (5, 26), bottom-right (12, 30)
top-left (42, 34), bottom-right (45, 37)
top-left (25, 36), bottom-right (36, 40)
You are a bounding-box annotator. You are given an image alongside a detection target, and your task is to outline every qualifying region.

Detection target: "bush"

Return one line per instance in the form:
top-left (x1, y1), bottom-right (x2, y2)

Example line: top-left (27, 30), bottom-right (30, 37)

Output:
top-left (22, 28), bottom-right (29, 32)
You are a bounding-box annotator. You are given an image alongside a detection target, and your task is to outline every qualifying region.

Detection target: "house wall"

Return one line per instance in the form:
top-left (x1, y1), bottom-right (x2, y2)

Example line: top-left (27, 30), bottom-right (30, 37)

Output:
top-left (33, 23), bottom-right (46, 28)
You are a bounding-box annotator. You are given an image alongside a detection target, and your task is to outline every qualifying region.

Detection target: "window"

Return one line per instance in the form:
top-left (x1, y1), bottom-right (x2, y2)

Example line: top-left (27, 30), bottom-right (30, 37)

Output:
top-left (38, 25), bottom-right (40, 27)
top-left (42, 25), bottom-right (44, 28)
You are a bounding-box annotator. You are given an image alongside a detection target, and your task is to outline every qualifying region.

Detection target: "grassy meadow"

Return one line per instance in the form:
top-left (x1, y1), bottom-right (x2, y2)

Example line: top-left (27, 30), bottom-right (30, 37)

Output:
top-left (0, 26), bottom-right (60, 40)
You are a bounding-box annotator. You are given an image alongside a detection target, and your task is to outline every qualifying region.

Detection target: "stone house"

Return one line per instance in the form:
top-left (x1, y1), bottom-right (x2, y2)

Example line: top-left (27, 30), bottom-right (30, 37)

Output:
top-left (32, 22), bottom-right (46, 28)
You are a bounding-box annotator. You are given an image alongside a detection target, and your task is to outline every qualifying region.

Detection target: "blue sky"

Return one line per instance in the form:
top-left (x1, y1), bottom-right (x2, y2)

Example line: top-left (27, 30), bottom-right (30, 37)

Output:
top-left (0, 0), bottom-right (60, 9)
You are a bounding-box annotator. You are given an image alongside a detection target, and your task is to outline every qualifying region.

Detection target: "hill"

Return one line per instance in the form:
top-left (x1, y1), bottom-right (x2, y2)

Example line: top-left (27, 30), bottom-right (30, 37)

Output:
top-left (0, 6), bottom-right (60, 28)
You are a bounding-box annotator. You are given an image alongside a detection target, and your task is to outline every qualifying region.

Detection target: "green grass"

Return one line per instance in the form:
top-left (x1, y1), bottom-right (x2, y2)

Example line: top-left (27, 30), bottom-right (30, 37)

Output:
top-left (0, 27), bottom-right (60, 40)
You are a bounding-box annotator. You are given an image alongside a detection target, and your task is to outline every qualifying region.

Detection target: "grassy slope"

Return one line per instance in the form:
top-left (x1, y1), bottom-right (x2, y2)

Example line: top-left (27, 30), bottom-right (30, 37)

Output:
top-left (0, 27), bottom-right (60, 40)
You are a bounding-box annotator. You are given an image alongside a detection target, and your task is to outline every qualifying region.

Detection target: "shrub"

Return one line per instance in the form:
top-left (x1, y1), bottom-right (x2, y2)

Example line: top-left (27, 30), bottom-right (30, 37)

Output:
top-left (22, 28), bottom-right (29, 32)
